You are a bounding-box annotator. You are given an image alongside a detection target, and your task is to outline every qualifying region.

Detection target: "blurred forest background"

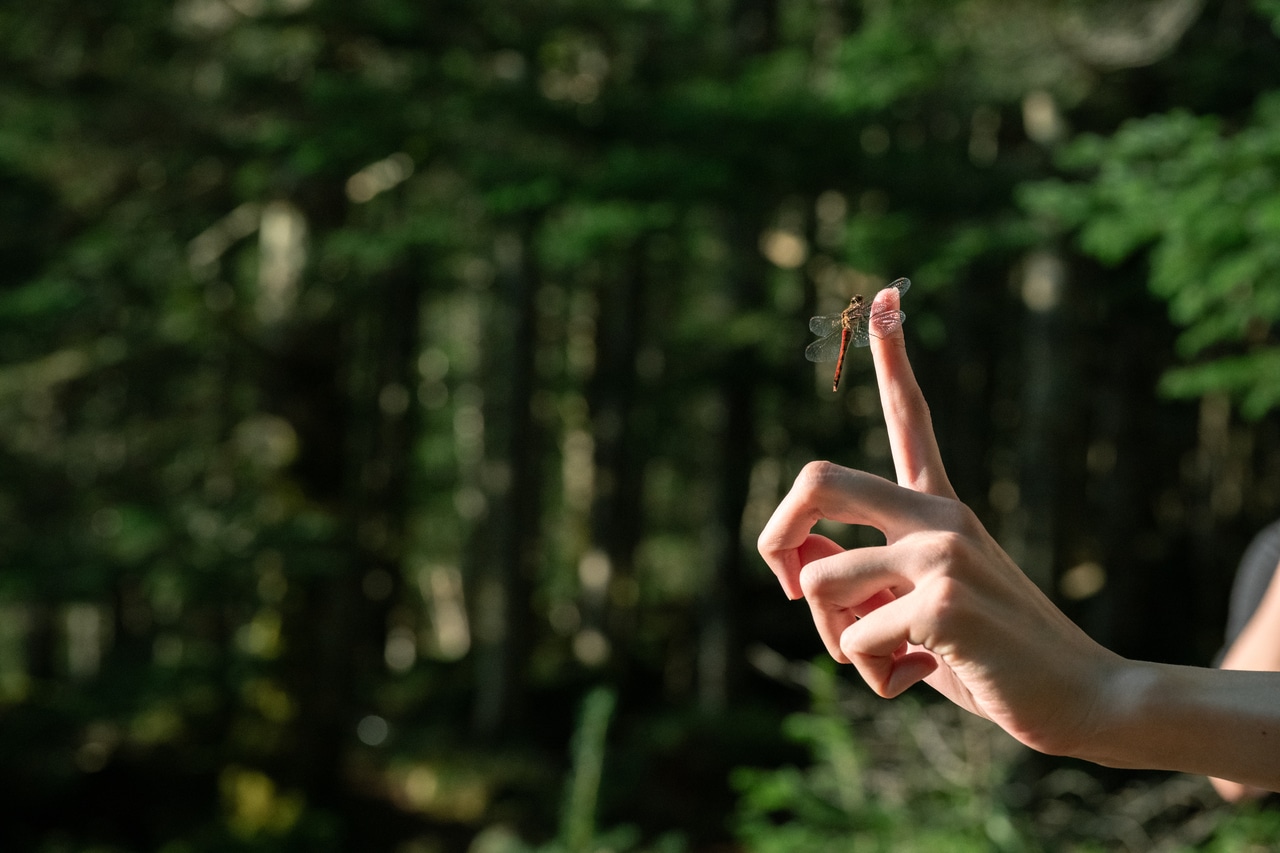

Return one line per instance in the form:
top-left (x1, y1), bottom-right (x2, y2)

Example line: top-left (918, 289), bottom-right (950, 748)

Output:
top-left (6, 0), bottom-right (1280, 850)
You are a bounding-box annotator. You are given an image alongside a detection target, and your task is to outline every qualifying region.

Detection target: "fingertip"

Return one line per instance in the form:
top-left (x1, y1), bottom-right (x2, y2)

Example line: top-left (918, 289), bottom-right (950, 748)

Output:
top-left (883, 653), bottom-right (937, 698)
top-left (760, 545), bottom-right (804, 601)
top-left (824, 642), bottom-right (852, 665)
top-left (870, 283), bottom-right (903, 322)
top-left (872, 281), bottom-right (902, 306)
top-left (869, 287), bottom-right (908, 362)
top-left (778, 565), bottom-right (805, 601)
top-left (843, 641), bottom-right (937, 698)
top-left (797, 533), bottom-right (845, 564)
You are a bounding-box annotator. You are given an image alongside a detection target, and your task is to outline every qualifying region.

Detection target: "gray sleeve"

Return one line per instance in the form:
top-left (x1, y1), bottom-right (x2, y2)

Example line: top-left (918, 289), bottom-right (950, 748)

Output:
top-left (1217, 519), bottom-right (1280, 665)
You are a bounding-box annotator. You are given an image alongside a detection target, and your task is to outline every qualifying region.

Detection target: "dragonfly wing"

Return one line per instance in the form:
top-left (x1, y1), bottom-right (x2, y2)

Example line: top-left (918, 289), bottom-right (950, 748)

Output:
top-left (805, 331), bottom-right (846, 363)
top-left (855, 309), bottom-right (905, 346)
top-left (849, 312), bottom-right (872, 347)
top-left (809, 313), bottom-right (843, 336)
top-left (885, 277), bottom-right (911, 298)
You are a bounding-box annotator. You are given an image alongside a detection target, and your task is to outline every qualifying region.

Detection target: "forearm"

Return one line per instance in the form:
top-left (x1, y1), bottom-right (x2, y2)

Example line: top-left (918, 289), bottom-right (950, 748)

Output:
top-left (1077, 660), bottom-right (1280, 792)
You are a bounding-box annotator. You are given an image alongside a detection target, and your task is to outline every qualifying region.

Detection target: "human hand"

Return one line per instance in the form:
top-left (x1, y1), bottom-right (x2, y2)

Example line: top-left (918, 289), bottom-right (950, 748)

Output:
top-left (757, 284), bottom-right (1119, 756)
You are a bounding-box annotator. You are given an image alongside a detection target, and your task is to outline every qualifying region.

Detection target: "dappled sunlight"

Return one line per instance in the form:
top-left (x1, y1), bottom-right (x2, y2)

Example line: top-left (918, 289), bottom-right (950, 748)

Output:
top-left (236, 611), bottom-right (283, 660)
top-left (233, 414), bottom-right (299, 471)
top-left (1020, 250), bottom-right (1066, 312)
top-left (758, 228), bottom-right (808, 269)
top-left (346, 153), bottom-right (415, 204)
top-left (389, 762), bottom-right (493, 823)
top-left (256, 201), bottom-right (307, 324)
top-left (419, 564), bottom-right (470, 661)
top-left (188, 202), bottom-right (261, 272)
top-left (220, 765), bottom-right (305, 839)
top-left (356, 714), bottom-right (390, 747)
top-left (63, 603), bottom-right (109, 680)
top-left (1060, 560), bottom-right (1107, 601)
top-left (539, 32), bottom-right (610, 105)
top-left (174, 0), bottom-right (314, 37)
top-left (5, 0), bottom-right (1280, 849)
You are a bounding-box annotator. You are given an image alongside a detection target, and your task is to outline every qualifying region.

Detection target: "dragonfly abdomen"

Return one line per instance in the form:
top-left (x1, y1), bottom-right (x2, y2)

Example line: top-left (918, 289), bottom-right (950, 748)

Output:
top-left (832, 327), bottom-right (852, 391)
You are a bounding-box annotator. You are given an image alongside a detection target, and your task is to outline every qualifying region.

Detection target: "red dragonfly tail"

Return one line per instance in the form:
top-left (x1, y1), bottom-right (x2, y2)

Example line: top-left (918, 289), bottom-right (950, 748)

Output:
top-left (832, 328), bottom-right (851, 391)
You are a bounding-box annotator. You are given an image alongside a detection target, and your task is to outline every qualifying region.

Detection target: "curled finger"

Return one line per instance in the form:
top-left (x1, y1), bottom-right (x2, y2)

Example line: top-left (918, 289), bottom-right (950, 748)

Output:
top-left (798, 546), bottom-right (909, 664)
top-left (758, 462), bottom-right (940, 598)
top-left (839, 596), bottom-right (939, 697)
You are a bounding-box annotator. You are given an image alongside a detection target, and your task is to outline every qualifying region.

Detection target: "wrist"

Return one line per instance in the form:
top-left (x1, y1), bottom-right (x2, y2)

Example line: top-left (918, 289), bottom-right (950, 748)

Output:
top-left (1072, 658), bottom-right (1167, 769)
top-left (1072, 659), bottom-right (1280, 791)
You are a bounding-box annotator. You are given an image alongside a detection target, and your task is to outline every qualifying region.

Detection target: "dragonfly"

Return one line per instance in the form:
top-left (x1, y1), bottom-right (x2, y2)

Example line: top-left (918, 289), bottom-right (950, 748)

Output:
top-left (805, 277), bottom-right (910, 392)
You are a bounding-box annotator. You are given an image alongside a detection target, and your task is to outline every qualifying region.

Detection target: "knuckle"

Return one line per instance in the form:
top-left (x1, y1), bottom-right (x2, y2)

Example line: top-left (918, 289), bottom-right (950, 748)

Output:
top-left (796, 459), bottom-right (842, 492)
top-left (920, 575), bottom-right (969, 632)
top-left (795, 460), bottom-right (864, 508)
top-left (796, 561), bottom-right (829, 602)
top-left (927, 575), bottom-right (964, 610)
top-left (920, 527), bottom-right (969, 570)
top-left (797, 560), bottom-right (851, 613)
top-left (932, 498), bottom-right (979, 535)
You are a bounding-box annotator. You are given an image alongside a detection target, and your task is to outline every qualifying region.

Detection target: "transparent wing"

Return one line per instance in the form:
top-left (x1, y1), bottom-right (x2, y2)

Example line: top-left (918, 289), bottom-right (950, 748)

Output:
top-left (851, 276), bottom-right (910, 346)
top-left (808, 313), bottom-right (843, 336)
top-left (885, 277), bottom-right (911, 297)
top-left (805, 329), bottom-right (846, 363)
top-left (853, 309), bottom-right (905, 347)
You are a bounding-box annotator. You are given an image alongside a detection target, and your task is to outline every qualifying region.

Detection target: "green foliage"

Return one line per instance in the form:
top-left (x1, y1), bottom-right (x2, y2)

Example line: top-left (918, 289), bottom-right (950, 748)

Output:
top-left (469, 687), bottom-right (689, 853)
top-left (1196, 802), bottom-right (1280, 851)
top-left (1256, 0), bottom-right (1280, 33)
top-left (728, 661), bottom-right (1280, 852)
top-left (3, 0), bottom-right (1280, 849)
top-left (1022, 91), bottom-right (1280, 416)
top-left (561, 688), bottom-right (618, 852)
top-left (731, 663), bottom-right (1023, 853)
top-left (1160, 350), bottom-right (1280, 420)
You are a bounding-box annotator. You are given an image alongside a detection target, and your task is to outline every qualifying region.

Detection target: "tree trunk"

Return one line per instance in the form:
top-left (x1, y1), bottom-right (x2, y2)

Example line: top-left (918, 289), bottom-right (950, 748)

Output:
top-left (584, 242), bottom-right (648, 671)
top-left (471, 222), bottom-right (542, 736)
top-left (272, 262), bottom-right (420, 802)
top-left (698, 213), bottom-right (766, 712)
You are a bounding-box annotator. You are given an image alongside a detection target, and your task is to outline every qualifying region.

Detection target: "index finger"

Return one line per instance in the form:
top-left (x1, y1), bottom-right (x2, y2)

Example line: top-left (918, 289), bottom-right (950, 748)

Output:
top-left (869, 284), bottom-right (956, 500)
top-left (756, 460), bottom-right (939, 599)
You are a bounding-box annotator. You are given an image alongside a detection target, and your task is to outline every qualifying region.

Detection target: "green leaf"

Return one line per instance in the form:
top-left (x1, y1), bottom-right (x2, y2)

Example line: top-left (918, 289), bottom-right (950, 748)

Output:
top-left (1159, 348), bottom-right (1280, 419)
